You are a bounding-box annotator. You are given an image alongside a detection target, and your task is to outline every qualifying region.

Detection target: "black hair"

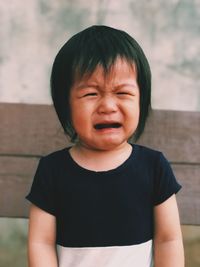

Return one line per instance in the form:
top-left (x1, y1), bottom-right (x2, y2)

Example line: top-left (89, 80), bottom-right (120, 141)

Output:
top-left (50, 25), bottom-right (151, 142)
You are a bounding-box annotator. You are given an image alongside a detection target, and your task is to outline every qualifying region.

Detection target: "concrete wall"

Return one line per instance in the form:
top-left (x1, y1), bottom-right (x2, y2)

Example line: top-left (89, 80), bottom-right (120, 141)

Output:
top-left (0, 0), bottom-right (200, 110)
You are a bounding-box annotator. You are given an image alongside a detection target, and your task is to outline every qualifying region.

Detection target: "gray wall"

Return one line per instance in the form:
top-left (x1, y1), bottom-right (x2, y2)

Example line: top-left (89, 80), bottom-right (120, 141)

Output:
top-left (0, 0), bottom-right (200, 110)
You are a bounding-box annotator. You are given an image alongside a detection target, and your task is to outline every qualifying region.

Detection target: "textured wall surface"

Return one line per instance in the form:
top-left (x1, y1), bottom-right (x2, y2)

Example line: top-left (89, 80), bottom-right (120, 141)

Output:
top-left (0, 0), bottom-right (200, 110)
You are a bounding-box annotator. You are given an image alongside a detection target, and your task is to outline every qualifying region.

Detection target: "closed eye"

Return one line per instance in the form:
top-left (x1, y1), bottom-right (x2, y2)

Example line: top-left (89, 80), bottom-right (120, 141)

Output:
top-left (82, 92), bottom-right (98, 97)
top-left (117, 91), bottom-right (135, 96)
top-left (117, 92), bottom-right (129, 95)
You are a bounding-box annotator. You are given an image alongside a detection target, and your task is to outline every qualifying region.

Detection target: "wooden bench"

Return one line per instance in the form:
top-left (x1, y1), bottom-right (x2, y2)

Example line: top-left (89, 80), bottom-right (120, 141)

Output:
top-left (0, 103), bottom-right (199, 225)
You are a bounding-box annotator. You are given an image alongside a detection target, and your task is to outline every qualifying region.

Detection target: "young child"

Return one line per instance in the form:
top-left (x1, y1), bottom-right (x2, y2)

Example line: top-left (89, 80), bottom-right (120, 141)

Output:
top-left (26, 25), bottom-right (184, 267)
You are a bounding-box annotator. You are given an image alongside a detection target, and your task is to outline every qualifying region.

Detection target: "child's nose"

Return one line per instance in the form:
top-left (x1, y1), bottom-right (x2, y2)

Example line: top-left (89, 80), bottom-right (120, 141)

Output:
top-left (97, 96), bottom-right (118, 114)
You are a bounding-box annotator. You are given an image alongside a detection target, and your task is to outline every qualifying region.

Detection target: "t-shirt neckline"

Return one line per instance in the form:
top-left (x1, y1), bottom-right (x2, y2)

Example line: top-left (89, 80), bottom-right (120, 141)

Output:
top-left (64, 143), bottom-right (138, 175)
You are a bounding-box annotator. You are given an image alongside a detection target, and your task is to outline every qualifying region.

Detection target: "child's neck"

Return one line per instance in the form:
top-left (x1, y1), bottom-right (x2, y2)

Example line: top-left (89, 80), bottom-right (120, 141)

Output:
top-left (69, 142), bottom-right (133, 172)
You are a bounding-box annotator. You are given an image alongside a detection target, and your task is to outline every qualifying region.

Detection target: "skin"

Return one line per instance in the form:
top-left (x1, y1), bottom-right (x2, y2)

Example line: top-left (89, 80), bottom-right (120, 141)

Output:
top-left (28, 205), bottom-right (58, 267)
top-left (154, 195), bottom-right (185, 266)
top-left (28, 57), bottom-right (184, 266)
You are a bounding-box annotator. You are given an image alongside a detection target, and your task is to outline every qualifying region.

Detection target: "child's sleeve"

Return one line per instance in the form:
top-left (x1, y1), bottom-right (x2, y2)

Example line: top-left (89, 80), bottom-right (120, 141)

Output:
top-left (26, 157), bottom-right (56, 216)
top-left (153, 152), bottom-right (182, 206)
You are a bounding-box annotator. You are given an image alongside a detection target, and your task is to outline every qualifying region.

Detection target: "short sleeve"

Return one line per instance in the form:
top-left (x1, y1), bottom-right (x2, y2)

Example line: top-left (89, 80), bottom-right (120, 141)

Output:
top-left (26, 157), bottom-right (56, 215)
top-left (153, 153), bottom-right (182, 206)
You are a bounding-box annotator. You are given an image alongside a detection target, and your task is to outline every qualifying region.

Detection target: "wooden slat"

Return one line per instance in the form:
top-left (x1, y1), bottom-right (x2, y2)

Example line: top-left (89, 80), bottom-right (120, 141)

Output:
top-left (137, 109), bottom-right (200, 164)
top-left (0, 173), bottom-right (30, 218)
top-left (0, 103), bottom-right (200, 224)
top-left (0, 103), bottom-right (68, 156)
top-left (172, 164), bottom-right (200, 225)
top-left (0, 156), bottom-right (38, 217)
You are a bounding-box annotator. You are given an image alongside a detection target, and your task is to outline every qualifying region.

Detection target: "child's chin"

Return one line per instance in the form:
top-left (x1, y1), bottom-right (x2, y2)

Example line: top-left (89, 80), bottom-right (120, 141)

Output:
top-left (93, 139), bottom-right (128, 151)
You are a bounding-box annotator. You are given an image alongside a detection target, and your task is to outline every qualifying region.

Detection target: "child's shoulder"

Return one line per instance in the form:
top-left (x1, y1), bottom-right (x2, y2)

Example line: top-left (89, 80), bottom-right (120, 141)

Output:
top-left (40, 146), bottom-right (70, 164)
top-left (134, 144), bottom-right (162, 156)
top-left (134, 144), bottom-right (168, 164)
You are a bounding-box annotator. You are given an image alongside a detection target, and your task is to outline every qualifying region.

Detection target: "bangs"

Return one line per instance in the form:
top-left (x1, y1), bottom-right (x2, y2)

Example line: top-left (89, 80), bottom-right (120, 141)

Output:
top-left (70, 26), bottom-right (139, 81)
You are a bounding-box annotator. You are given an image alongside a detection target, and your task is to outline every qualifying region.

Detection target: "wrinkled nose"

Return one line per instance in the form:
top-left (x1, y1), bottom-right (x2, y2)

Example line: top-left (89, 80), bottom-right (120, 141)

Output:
top-left (97, 96), bottom-right (118, 114)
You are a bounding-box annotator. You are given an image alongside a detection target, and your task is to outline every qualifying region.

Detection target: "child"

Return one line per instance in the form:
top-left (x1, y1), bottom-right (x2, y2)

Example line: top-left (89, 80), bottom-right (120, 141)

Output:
top-left (26, 25), bottom-right (184, 267)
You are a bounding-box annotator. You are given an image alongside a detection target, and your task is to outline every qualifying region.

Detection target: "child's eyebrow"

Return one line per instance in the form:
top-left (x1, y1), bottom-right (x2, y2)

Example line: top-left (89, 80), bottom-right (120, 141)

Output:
top-left (114, 83), bottom-right (138, 89)
top-left (74, 83), bottom-right (99, 90)
top-left (74, 82), bottom-right (137, 91)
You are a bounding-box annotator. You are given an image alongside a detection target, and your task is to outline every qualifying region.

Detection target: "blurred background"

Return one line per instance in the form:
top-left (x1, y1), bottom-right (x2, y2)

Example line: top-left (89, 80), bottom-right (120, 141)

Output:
top-left (0, 0), bottom-right (199, 266)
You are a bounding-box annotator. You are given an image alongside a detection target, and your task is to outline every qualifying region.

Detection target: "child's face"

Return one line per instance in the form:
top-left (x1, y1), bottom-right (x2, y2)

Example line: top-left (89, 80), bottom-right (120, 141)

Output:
top-left (69, 58), bottom-right (140, 151)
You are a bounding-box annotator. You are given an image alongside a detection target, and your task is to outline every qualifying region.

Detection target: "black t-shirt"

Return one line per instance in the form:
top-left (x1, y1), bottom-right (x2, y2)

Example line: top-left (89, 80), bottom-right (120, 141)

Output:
top-left (26, 144), bottom-right (181, 266)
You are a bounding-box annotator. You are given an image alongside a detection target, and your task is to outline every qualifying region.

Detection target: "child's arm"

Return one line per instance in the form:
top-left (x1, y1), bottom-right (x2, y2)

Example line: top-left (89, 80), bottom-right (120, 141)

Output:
top-left (153, 194), bottom-right (184, 266)
top-left (28, 204), bottom-right (58, 267)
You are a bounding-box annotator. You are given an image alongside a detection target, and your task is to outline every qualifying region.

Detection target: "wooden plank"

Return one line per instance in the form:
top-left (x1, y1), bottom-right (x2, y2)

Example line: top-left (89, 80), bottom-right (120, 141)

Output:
top-left (0, 156), bottom-right (199, 224)
top-left (0, 154), bottom-right (39, 175)
top-left (0, 156), bottom-right (39, 218)
top-left (137, 109), bottom-right (200, 164)
top-left (173, 164), bottom-right (200, 225)
top-left (0, 103), bottom-right (200, 163)
top-left (0, 173), bottom-right (30, 218)
top-left (0, 103), bottom-right (69, 156)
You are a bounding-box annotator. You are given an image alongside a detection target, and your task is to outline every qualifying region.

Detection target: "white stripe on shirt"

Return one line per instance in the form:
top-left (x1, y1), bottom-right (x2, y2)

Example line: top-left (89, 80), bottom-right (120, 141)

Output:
top-left (57, 239), bottom-right (153, 267)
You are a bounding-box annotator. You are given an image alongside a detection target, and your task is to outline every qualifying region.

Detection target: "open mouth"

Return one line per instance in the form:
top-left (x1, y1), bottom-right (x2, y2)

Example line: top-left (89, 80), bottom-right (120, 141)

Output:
top-left (94, 123), bottom-right (122, 130)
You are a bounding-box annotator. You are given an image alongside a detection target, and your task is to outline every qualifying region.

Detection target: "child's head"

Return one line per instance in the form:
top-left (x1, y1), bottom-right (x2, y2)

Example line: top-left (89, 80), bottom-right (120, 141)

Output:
top-left (51, 25), bottom-right (151, 143)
